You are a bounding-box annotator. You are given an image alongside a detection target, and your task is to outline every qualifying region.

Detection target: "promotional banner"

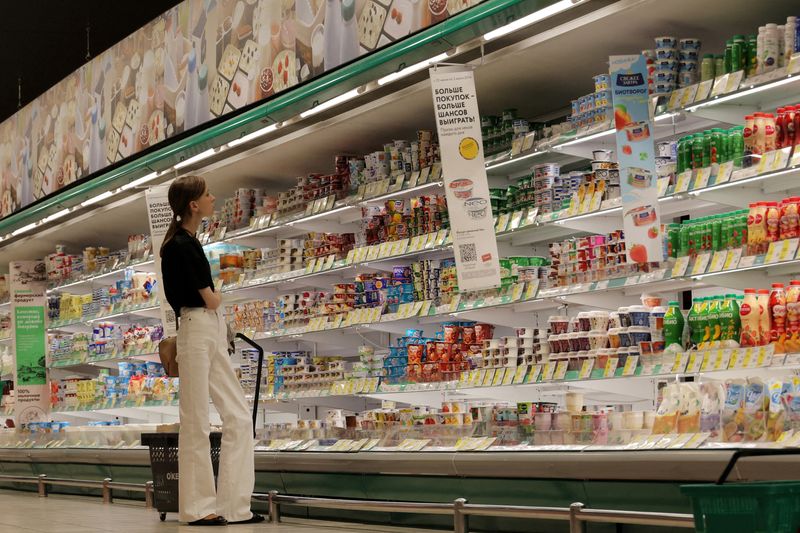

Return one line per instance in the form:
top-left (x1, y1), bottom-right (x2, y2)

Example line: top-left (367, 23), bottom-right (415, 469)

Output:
top-left (0, 0), bottom-right (485, 220)
top-left (609, 54), bottom-right (663, 264)
top-left (430, 65), bottom-right (501, 291)
top-left (10, 261), bottom-right (49, 425)
top-left (146, 184), bottom-right (178, 337)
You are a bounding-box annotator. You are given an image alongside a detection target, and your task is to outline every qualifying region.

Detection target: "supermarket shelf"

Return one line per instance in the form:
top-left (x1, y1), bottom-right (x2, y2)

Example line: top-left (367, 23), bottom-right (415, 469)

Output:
top-left (222, 177), bottom-right (444, 247)
top-left (485, 58), bottom-right (800, 179)
top-left (46, 257), bottom-right (155, 296)
top-left (48, 351), bottom-right (161, 371)
top-left (48, 303), bottom-right (161, 333)
top-left (246, 349), bottom-right (799, 408)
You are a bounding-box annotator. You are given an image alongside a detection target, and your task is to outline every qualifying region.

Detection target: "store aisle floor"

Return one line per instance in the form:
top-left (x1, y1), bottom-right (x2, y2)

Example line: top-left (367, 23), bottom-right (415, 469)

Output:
top-left (0, 490), bottom-right (439, 533)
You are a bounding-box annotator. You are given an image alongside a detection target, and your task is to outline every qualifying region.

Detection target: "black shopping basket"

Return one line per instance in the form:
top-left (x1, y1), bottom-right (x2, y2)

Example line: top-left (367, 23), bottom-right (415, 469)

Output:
top-left (141, 333), bottom-right (265, 522)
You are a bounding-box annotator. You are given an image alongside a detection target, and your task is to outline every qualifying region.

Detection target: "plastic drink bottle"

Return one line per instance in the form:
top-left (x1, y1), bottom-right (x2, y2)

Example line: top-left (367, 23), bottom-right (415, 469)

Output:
top-left (757, 289), bottom-right (771, 346)
top-left (764, 114), bottom-right (777, 152)
top-left (754, 113), bottom-right (767, 156)
top-left (763, 24), bottom-right (779, 73)
top-left (688, 298), bottom-right (706, 348)
top-left (765, 201), bottom-right (781, 245)
top-left (719, 294), bottom-right (740, 342)
top-left (778, 25), bottom-right (786, 67)
top-left (740, 289), bottom-right (760, 346)
top-left (664, 301), bottom-right (685, 349)
top-left (743, 115), bottom-right (755, 167)
top-left (769, 283), bottom-right (787, 343)
top-left (706, 297), bottom-right (721, 344)
top-left (785, 280), bottom-right (800, 334)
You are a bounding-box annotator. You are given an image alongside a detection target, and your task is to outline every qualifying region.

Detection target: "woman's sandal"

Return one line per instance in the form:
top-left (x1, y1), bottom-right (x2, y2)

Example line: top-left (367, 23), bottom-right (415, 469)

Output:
top-left (188, 515), bottom-right (228, 526)
top-left (229, 513), bottom-right (266, 525)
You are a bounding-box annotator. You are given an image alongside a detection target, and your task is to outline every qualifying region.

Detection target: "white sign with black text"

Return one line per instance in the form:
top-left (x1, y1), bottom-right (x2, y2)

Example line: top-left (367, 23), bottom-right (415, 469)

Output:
top-left (430, 66), bottom-right (501, 291)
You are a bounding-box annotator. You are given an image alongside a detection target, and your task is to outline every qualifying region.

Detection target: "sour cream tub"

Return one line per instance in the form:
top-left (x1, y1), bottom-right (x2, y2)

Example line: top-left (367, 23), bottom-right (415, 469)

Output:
top-left (449, 178), bottom-right (474, 199)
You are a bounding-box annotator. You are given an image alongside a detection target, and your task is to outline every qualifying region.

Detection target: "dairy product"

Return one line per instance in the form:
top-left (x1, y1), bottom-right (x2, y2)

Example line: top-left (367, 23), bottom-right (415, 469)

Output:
top-left (758, 289), bottom-right (771, 346)
top-left (740, 288), bottom-right (760, 347)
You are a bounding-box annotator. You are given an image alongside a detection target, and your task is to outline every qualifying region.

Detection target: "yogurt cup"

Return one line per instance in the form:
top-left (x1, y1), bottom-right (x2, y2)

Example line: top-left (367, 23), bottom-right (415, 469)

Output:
top-left (649, 306), bottom-right (666, 331)
top-left (607, 328), bottom-right (622, 349)
top-left (679, 38), bottom-right (702, 50)
top-left (588, 330), bottom-right (609, 350)
top-left (618, 327), bottom-right (632, 347)
top-left (567, 332), bottom-right (581, 352)
top-left (589, 310), bottom-right (610, 331)
top-left (679, 60), bottom-right (699, 72)
top-left (679, 50), bottom-right (700, 62)
top-left (449, 178), bottom-right (474, 199)
top-left (577, 312), bottom-right (592, 332)
top-left (608, 312), bottom-right (621, 328)
top-left (593, 74), bottom-right (611, 92)
top-left (628, 305), bottom-right (651, 327)
top-left (548, 315), bottom-right (570, 334)
top-left (629, 326), bottom-right (652, 345)
top-left (592, 149), bottom-right (614, 161)
top-left (654, 58), bottom-right (678, 71)
top-left (655, 47), bottom-right (677, 60)
top-left (654, 70), bottom-right (676, 83)
top-left (654, 36), bottom-right (677, 49)
top-left (618, 307), bottom-right (632, 327)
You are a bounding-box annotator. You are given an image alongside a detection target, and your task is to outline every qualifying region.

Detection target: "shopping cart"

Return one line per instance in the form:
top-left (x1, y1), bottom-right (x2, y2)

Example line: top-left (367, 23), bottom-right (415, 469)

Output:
top-left (680, 448), bottom-right (800, 533)
top-left (141, 333), bottom-right (265, 522)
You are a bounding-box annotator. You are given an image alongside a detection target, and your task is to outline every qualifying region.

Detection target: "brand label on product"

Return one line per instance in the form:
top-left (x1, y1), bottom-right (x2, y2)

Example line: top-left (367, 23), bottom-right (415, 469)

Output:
top-left (610, 54), bottom-right (663, 264)
top-left (11, 260), bottom-right (49, 424)
top-left (146, 185), bottom-right (178, 336)
top-left (430, 66), bottom-right (501, 291)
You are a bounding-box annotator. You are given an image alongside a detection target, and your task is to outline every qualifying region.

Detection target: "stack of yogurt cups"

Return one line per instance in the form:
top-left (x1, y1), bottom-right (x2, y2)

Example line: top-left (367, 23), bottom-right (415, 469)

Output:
top-left (650, 36), bottom-right (702, 95)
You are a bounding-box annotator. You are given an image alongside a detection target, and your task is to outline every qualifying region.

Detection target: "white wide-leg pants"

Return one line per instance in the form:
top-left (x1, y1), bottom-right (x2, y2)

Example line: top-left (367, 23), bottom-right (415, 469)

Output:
top-left (176, 307), bottom-right (254, 523)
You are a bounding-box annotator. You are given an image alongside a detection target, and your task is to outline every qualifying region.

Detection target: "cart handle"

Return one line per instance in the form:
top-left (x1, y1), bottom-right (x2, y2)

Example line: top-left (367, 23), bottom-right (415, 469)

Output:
top-left (717, 448), bottom-right (800, 484)
top-left (235, 333), bottom-right (264, 439)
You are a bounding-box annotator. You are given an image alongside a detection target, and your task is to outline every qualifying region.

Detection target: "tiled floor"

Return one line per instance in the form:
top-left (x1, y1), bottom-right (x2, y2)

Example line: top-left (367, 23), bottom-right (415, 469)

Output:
top-left (0, 490), bottom-right (438, 532)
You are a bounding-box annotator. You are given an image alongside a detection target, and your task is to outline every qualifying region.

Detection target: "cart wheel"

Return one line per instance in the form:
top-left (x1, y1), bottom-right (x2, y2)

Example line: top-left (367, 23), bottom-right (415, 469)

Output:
top-left (160, 513), bottom-right (166, 522)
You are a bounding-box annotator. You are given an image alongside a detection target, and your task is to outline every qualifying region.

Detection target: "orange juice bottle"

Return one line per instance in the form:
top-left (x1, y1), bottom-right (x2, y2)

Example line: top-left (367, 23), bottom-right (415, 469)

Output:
top-left (757, 289), bottom-right (771, 346)
top-left (739, 288), bottom-right (761, 347)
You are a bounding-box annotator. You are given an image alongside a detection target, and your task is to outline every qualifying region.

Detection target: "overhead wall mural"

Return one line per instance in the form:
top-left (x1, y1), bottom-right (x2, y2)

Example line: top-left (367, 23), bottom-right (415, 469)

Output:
top-left (0, 0), bottom-right (483, 218)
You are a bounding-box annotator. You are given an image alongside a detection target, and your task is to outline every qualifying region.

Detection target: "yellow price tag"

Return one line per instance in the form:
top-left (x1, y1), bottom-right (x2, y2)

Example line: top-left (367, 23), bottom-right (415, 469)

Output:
top-left (579, 359), bottom-right (594, 379)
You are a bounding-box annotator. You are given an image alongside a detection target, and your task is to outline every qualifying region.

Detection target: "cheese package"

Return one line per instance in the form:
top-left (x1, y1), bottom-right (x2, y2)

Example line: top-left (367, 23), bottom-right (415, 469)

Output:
top-left (652, 383), bottom-right (680, 434)
top-left (722, 379), bottom-right (746, 442)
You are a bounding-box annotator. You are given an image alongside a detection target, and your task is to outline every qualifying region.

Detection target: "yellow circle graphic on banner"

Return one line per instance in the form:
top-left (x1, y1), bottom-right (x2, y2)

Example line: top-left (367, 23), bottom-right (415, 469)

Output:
top-left (458, 137), bottom-right (479, 160)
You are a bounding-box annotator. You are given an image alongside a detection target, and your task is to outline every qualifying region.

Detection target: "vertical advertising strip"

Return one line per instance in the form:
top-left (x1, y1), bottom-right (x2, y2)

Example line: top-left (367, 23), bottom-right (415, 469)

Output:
top-left (146, 184), bottom-right (178, 337)
top-left (430, 66), bottom-right (501, 291)
top-left (610, 54), bottom-right (663, 264)
top-left (10, 261), bottom-right (48, 425)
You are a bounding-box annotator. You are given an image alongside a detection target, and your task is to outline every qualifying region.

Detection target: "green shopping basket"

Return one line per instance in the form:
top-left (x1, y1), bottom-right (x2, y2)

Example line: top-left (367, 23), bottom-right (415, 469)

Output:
top-left (681, 449), bottom-right (800, 533)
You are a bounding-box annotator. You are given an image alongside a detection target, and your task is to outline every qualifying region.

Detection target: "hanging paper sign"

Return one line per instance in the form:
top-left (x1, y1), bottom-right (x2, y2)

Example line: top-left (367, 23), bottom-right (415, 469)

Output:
top-left (11, 261), bottom-right (49, 425)
top-left (610, 55), bottom-right (663, 264)
top-left (146, 185), bottom-right (178, 336)
top-left (430, 66), bottom-right (501, 291)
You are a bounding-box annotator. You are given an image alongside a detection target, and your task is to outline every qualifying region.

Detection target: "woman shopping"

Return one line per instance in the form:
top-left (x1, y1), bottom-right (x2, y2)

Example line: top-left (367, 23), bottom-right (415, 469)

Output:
top-left (160, 175), bottom-right (263, 526)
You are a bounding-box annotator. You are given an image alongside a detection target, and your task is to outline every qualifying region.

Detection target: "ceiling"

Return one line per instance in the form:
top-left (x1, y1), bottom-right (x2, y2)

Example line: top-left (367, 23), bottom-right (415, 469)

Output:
top-left (0, 1), bottom-right (180, 124)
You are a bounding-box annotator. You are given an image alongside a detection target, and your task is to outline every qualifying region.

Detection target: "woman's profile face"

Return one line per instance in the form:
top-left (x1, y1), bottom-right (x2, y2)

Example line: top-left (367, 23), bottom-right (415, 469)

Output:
top-left (194, 186), bottom-right (216, 217)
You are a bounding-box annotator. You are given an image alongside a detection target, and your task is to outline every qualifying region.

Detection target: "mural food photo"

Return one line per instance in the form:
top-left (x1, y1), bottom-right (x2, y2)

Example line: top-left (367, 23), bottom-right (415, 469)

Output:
top-left (0, 0), bottom-right (483, 218)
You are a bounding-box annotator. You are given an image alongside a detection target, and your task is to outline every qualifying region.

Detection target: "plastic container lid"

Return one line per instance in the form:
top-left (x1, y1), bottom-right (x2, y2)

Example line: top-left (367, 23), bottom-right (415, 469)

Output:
top-left (772, 283), bottom-right (785, 288)
top-left (668, 300), bottom-right (679, 306)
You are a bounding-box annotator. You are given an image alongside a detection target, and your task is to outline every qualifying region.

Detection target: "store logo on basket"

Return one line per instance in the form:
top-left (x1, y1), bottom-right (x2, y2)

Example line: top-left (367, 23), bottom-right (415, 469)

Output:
top-left (167, 472), bottom-right (179, 481)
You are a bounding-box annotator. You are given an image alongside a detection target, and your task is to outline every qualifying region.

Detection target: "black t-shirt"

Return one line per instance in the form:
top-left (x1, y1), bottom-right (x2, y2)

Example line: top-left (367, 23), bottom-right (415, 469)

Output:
top-left (161, 228), bottom-right (214, 318)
